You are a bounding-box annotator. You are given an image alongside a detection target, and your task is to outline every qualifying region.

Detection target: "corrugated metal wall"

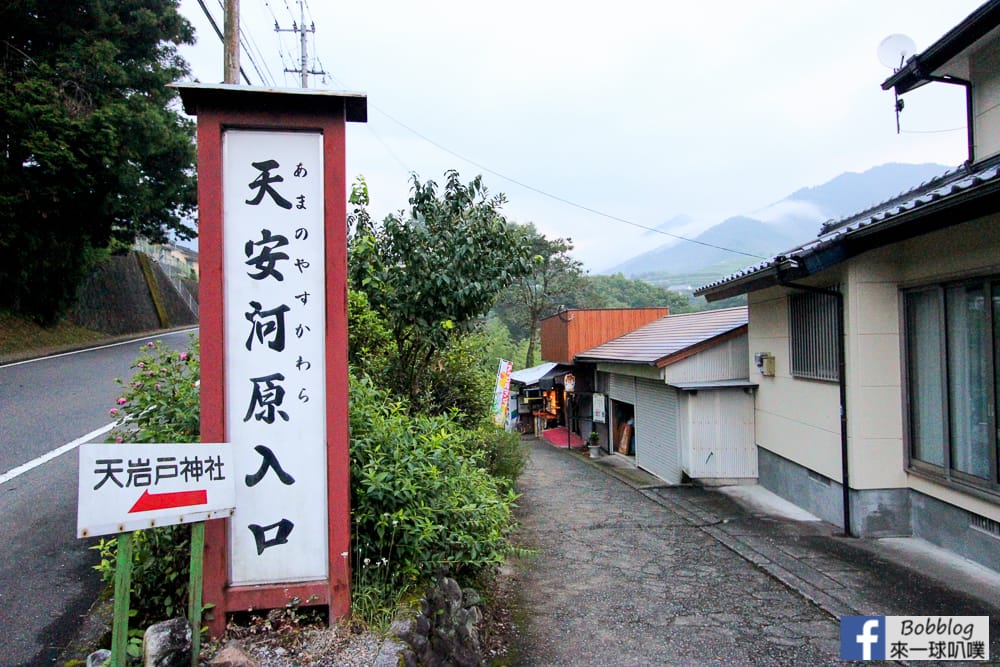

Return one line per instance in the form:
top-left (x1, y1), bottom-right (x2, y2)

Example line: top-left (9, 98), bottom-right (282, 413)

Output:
top-left (608, 373), bottom-right (636, 404)
top-left (663, 335), bottom-right (749, 384)
top-left (685, 390), bottom-right (756, 479)
top-left (635, 378), bottom-right (681, 483)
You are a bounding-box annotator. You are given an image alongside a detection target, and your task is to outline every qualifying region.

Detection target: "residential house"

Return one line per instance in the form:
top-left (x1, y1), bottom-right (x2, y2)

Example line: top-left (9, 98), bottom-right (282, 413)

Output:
top-left (574, 307), bottom-right (755, 485)
top-left (696, 0), bottom-right (1000, 571)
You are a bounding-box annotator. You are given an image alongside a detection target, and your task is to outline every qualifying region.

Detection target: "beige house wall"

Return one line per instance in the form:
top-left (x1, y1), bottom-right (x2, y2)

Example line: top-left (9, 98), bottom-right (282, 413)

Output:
top-left (749, 214), bottom-right (1000, 513)
top-left (845, 250), bottom-right (906, 489)
top-left (747, 287), bottom-right (842, 481)
top-left (910, 475), bottom-right (1000, 523)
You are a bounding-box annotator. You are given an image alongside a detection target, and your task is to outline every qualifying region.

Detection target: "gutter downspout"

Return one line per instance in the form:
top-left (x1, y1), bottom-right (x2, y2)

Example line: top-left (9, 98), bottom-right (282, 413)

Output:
top-left (775, 268), bottom-right (853, 538)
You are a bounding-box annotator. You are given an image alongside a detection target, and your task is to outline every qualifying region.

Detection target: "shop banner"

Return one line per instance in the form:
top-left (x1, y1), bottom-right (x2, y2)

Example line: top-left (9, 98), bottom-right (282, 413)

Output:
top-left (491, 359), bottom-right (514, 427)
top-left (592, 392), bottom-right (607, 423)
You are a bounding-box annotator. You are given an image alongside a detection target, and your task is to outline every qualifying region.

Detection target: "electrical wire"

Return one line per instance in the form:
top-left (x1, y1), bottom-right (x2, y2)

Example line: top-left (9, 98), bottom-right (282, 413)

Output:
top-left (240, 4), bottom-right (765, 260)
top-left (369, 104), bottom-right (767, 259)
top-left (211, 0), bottom-right (269, 86)
top-left (901, 126), bottom-right (965, 134)
top-left (194, 0), bottom-right (251, 84)
top-left (242, 2), bottom-right (279, 85)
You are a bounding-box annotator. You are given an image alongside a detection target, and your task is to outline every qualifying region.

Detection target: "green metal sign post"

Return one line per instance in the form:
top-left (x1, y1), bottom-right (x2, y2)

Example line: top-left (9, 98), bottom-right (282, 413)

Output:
top-left (188, 522), bottom-right (206, 665)
top-left (110, 531), bottom-right (133, 667)
top-left (77, 441), bottom-right (235, 665)
top-left (107, 523), bottom-right (207, 667)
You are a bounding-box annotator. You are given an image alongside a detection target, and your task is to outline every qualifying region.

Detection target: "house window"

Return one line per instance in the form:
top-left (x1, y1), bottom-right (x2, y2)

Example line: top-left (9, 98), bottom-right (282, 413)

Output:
top-left (903, 279), bottom-right (1000, 493)
top-left (789, 290), bottom-right (840, 381)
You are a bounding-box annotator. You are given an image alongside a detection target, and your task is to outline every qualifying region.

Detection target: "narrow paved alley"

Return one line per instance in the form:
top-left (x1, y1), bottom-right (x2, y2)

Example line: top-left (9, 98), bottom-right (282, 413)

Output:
top-left (509, 440), bottom-right (1000, 666)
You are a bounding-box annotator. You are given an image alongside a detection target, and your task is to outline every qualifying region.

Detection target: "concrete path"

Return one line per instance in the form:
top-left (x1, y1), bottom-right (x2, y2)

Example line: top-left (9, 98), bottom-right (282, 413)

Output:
top-left (510, 440), bottom-right (1000, 666)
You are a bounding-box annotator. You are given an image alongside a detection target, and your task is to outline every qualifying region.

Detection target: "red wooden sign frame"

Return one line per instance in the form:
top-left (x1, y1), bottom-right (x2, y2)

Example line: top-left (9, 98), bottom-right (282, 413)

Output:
top-left (174, 84), bottom-right (366, 636)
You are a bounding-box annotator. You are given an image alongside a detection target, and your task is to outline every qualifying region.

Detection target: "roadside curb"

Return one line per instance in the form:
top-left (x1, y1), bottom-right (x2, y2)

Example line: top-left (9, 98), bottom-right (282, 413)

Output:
top-left (0, 325), bottom-right (197, 366)
top-left (56, 595), bottom-right (114, 666)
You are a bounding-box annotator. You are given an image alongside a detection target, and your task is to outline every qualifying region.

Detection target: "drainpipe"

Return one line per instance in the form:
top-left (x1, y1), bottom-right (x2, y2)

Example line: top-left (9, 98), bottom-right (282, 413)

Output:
top-left (775, 268), bottom-right (853, 538)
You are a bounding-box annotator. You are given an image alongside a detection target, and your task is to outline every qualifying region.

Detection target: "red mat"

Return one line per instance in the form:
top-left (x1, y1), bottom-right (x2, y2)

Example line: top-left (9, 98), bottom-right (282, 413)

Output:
top-left (541, 427), bottom-right (584, 448)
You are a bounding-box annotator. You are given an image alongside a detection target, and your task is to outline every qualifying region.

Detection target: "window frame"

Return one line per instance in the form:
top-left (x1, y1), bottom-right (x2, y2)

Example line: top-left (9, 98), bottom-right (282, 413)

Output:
top-left (788, 288), bottom-right (841, 382)
top-left (901, 276), bottom-right (1000, 499)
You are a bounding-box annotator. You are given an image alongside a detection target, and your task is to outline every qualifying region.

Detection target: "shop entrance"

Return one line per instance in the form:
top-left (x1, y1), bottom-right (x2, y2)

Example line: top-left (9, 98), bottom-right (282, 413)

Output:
top-left (610, 399), bottom-right (635, 456)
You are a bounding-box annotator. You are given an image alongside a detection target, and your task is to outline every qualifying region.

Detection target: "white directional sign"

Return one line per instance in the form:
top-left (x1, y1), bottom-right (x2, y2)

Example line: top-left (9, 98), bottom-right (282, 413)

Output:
top-left (77, 443), bottom-right (236, 538)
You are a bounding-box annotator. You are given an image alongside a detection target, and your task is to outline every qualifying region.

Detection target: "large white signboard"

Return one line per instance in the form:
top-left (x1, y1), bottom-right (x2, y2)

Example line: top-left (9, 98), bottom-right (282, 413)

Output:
top-left (223, 130), bottom-right (328, 585)
top-left (78, 443), bottom-right (235, 538)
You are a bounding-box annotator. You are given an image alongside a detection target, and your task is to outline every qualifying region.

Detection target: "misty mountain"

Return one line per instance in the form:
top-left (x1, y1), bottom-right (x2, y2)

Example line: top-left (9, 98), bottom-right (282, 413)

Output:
top-left (606, 162), bottom-right (950, 282)
top-left (784, 162), bottom-right (948, 220)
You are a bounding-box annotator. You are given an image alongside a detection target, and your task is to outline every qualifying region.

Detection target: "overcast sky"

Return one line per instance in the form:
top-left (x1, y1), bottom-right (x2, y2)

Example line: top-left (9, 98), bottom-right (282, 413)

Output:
top-left (175, 0), bottom-right (984, 271)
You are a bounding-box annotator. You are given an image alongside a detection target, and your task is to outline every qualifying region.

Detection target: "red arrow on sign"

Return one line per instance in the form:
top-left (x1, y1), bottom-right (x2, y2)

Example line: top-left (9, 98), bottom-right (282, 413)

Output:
top-left (129, 489), bottom-right (208, 513)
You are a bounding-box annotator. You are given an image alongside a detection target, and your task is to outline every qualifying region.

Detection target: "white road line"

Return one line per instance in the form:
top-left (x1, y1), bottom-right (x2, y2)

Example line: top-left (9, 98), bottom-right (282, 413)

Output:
top-left (0, 327), bottom-right (198, 369)
top-left (0, 422), bottom-right (115, 486)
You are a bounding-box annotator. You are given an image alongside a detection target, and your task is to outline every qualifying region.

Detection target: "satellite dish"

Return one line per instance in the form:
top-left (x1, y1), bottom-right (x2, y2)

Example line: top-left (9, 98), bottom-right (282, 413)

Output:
top-left (878, 34), bottom-right (917, 70)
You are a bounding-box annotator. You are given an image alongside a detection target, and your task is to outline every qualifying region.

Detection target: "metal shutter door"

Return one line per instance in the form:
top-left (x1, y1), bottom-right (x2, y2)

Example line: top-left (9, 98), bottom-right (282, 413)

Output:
top-left (608, 374), bottom-right (636, 404)
top-left (635, 378), bottom-right (681, 484)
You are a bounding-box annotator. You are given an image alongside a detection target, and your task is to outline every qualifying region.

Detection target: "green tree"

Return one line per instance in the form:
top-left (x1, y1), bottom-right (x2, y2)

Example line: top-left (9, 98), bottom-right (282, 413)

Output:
top-left (494, 223), bottom-right (586, 368)
top-left (584, 273), bottom-right (695, 313)
top-left (348, 171), bottom-right (533, 408)
top-left (0, 0), bottom-right (196, 322)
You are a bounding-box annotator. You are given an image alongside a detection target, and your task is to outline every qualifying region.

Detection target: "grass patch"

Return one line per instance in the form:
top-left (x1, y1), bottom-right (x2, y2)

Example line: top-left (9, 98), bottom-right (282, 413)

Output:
top-left (0, 310), bottom-right (107, 362)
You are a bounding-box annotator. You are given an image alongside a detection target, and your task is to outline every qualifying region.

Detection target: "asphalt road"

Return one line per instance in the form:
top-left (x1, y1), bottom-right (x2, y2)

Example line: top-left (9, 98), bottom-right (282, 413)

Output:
top-left (0, 329), bottom-right (197, 667)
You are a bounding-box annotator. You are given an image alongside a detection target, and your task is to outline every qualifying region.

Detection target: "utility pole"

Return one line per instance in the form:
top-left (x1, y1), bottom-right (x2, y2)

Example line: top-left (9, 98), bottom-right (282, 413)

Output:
top-left (223, 0), bottom-right (240, 84)
top-left (275, 0), bottom-right (325, 88)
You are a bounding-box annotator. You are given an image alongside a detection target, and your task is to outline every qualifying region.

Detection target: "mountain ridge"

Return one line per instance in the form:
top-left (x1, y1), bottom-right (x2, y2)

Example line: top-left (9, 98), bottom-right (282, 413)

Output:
top-left (604, 162), bottom-right (951, 284)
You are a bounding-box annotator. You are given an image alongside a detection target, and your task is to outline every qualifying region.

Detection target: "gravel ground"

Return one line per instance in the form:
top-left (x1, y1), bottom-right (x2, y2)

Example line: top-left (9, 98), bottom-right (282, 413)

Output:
top-left (213, 615), bottom-right (383, 666)
top-left (207, 566), bottom-right (522, 666)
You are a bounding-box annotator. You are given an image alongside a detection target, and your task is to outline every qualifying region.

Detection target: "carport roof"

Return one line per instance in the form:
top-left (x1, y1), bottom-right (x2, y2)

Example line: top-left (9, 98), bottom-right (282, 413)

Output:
top-left (574, 307), bottom-right (748, 368)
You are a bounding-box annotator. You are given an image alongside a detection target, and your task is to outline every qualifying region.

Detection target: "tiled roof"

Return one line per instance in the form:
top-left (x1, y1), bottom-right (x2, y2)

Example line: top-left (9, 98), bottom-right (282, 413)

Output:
top-left (696, 159), bottom-right (1000, 297)
top-left (574, 306), bottom-right (748, 366)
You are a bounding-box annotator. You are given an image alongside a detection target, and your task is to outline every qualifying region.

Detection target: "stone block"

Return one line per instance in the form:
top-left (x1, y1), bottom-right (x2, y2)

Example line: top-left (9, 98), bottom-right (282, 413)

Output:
top-left (143, 617), bottom-right (192, 667)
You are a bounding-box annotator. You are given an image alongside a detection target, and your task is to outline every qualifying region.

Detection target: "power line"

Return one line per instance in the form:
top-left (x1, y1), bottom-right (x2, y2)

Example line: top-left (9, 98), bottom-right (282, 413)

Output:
top-left (901, 125), bottom-right (965, 134)
top-left (241, 2), bottom-right (278, 85)
top-left (194, 0), bottom-right (251, 84)
top-left (369, 104), bottom-right (767, 260)
top-left (256, 10), bottom-right (764, 260)
top-left (210, 0), bottom-right (270, 85)
top-left (237, 30), bottom-right (267, 84)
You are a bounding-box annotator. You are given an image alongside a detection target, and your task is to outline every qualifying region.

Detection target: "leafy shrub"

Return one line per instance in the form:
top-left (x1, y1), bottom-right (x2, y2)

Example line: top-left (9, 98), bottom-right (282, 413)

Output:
top-left (95, 336), bottom-right (525, 633)
top-left (92, 526), bottom-right (192, 627)
top-left (413, 333), bottom-right (494, 427)
top-left (347, 288), bottom-right (392, 377)
top-left (95, 337), bottom-right (200, 629)
top-left (110, 337), bottom-right (200, 443)
top-left (466, 424), bottom-right (528, 492)
top-left (349, 375), bottom-right (518, 588)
